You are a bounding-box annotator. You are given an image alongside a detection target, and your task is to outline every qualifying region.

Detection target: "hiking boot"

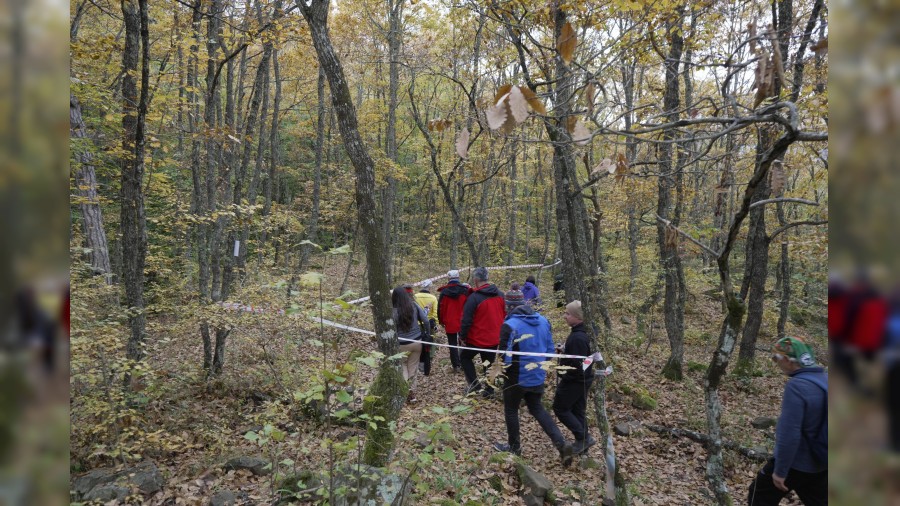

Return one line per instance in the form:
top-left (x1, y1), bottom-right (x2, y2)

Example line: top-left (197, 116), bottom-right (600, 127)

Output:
top-left (407, 391), bottom-right (418, 403)
top-left (481, 389), bottom-right (496, 400)
top-left (492, 442), bottom-right (522, 455)
top-left (557, 441), bottom-right (575, 467)
top-left (573, 435), bottom-right (597, 455)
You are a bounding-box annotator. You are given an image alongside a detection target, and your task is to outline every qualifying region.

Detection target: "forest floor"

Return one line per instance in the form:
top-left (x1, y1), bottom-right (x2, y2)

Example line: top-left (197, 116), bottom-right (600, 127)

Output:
top-left (71, 262), bottom-right (833, 505)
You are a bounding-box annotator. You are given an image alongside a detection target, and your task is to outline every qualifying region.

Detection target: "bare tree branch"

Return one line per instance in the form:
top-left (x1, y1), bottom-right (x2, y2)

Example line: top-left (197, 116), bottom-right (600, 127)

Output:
top-left (749, 197), bottom-right (819, 209)
top-left (768, 219), bottom-right (828, 241)
top-left (655, 214), bottom-right (718, 258)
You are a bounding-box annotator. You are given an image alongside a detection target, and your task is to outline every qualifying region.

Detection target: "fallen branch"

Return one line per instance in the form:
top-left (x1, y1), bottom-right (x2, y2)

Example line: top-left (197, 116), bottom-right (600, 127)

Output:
top-left (644, 423), bottom-right (770, 462)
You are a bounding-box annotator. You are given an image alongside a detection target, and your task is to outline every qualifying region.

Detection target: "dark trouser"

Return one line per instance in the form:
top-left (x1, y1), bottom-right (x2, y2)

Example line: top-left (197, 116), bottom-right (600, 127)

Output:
top-left (888, 362), bottom-right (900, 452)
top-left (747, 458), bottom-right (827, 506)
top-left (460, 345), bottom-right (498, 394)
top-left (831, 342), bottom-right (858, 386)
top-left (504, 384), bottom-right (565, 451)
top-left (446, 332), bottom-right (461, 368)
top-left (553, 380), bottom-right (591, 441)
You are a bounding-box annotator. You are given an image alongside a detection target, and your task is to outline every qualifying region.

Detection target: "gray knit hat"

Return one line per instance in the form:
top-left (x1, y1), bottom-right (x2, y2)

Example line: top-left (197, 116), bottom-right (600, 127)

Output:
top-left (505, 288), bottom-right (525, 308)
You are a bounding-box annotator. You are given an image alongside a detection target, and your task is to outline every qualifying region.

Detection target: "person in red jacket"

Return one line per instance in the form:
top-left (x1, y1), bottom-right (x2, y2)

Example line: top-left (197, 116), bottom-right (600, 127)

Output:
top-left (437, 270), bottom-right (468, 372)
top-left (459, 267), bottom-right (506, 398)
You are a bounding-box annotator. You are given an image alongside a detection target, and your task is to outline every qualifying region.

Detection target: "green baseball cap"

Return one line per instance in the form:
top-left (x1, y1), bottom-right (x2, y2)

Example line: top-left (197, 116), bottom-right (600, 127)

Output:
top-left (773, 336), bottom-right (817, 367)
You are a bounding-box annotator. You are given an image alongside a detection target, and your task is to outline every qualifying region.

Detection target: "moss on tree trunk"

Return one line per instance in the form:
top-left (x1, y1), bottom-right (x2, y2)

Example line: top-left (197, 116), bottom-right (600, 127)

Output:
top-left (362, 363), bottom-right (407, 467)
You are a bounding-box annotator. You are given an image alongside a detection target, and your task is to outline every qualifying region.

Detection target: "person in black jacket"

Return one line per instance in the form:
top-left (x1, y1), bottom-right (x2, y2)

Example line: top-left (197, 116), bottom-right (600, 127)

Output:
top-left (553, 300), bottom-right (596, 456)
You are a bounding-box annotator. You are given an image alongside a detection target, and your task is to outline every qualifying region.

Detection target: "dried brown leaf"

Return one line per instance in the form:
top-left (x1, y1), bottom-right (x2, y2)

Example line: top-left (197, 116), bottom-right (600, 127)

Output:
top-left (665, 225), bottom-right (679, 249)
top-left (748, 21), bottom-right (757, 53)
top-left (518, 86), bottom-right (547, 115)
top-left (494, 84), bottom-right (513, 105)
top-left (572, 120), bottom-right (591, 145)
top-left (508, 85), bottom-right (530, 124)
top-left (615, 153), bottom-right (629, 182)
top-left (585, 82), bottom-right (596, 114)
top-left (770, 32), bottom-right (785, 89)
top-left (557, 22), bottom-right (577, 65)
top-left (593, 158), bottom-right (614, 175)
top-left (566, 116), bottom-right (577, 133)
top-left (456, 127), bottom-right (470, 159)
top-left (811, 38), bottom-right (828, 54)
top-left (486, 94), bottom-right (510, 131)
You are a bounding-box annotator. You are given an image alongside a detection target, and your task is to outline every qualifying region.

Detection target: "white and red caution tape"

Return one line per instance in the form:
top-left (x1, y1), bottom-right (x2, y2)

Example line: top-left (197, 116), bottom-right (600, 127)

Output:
top-left (345, 259), bottom-right (562, 305)
top-left (217, 301), bottom-right (285, 314)
top-left (215, 259), bottom-right (616, 376)
top-left (311, 317), bottom-right (611, 374)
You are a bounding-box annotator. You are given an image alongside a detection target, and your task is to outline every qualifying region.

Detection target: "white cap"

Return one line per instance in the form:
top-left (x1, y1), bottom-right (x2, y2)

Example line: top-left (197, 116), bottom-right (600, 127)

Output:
top-left (421, 280), bottom-right (433, 290)
top-left (447, 269), bottom-right (460, 279)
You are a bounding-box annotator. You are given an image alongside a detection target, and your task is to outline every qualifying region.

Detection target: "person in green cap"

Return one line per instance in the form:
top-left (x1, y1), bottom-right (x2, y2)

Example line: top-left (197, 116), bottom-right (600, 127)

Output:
top-left (748, 336), bottom-right (827, 506)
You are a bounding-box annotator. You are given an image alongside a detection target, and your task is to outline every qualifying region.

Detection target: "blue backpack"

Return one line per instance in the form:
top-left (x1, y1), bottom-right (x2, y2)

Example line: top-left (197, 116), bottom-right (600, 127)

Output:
top-left (794, 373), bottom-right (828, 465)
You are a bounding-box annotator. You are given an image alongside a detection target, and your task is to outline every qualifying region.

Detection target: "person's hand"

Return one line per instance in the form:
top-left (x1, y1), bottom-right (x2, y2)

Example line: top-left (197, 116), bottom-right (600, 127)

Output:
top-left (772, 473), bottom-right (788, 492)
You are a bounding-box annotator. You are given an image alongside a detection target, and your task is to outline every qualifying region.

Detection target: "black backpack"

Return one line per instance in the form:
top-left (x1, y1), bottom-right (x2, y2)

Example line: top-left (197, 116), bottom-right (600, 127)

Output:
top-left (795, 373), bottom-right (828, 465)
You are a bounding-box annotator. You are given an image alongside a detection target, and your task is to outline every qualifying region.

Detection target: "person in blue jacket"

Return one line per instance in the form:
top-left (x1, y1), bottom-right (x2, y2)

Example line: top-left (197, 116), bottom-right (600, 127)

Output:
top-left (521, 275), bottom-right (540, 305)
top-left (492, 292), bottom-right (573, 464)
top-left (748, 336), bottom-right (827, 506)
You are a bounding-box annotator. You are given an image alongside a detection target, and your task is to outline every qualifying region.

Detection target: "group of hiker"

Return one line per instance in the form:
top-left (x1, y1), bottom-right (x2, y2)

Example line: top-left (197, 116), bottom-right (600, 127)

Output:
top-left (389, 266), bottom-right (594, 466)
top-left (390, 266), bottom-right (828, 503)
top-left (828, 271), bottom-right (900, 453)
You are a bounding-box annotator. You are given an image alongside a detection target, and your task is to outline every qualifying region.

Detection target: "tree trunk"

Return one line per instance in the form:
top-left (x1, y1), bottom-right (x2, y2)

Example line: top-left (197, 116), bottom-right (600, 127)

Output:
top-left (300, 0), bottom-right (402, 468)
top-left (70, 94), bottom-right (113, 281)
top-left (185, 1), bottom-right (212, 370)
top-left (704, 128), bottom-right (799, 505)
top-left (120, 0), bottom-right (149, 369)
top-left (622, 59), bottom-right (639, 292)
top-left (227, 38), bottom-right (271, 291)
top-left (381, 0), bottom-right (404, 284)
top-left (657, 13), bottom-right (686, 381)
top-left (544, 6), bottom-right (626, 503)
top-left (261, 10), bottom-right (283, 253)
top-left (300, 67), bottom-right (326, 272)
top-left (738, 0), bottom-right (794, 365)
top-left (775, 200), bottom-right (790, 339)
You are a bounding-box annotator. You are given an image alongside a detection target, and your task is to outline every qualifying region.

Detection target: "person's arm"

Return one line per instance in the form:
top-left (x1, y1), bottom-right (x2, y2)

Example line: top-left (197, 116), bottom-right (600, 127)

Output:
top-left (543, 323), bottom-right (555, 355)
top-left (437, 292), bottom-right (445, 326)
top-left (459, 295), bottom-right (478, 343)
top-left (499, 322), bottom-right (513, 355)
top-left (427, 295), bottom-right (438, 319)
top-left (773, 382), bottom-right (805, 478)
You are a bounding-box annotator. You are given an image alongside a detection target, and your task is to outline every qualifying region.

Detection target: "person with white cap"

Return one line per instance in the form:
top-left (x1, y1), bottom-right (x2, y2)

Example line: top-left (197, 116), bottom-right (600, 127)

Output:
top-left (437, 270), bottom-right (467, 372)
top-left (414, 280), bottom-right (439, 332)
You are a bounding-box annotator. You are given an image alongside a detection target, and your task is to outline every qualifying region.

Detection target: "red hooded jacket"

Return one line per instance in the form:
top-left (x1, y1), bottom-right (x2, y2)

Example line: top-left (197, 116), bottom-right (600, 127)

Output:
top-left (437, 281), bottom-right (468, 333)
top-left (459, 283), bottom-right (506, 348)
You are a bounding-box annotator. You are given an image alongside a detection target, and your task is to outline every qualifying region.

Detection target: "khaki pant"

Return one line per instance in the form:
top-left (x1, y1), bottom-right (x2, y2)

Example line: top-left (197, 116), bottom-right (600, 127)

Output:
top-left (399, 342), bottom-right (422, 390)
